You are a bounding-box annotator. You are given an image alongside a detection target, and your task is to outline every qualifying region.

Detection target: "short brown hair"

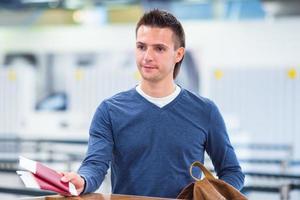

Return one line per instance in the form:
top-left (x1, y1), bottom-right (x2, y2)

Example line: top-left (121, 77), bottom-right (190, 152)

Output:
top-left (136, 9), bottom-right (185, 79)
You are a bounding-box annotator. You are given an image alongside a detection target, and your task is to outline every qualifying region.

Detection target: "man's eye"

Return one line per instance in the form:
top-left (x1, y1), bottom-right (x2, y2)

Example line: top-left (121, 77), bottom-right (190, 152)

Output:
top-left (156, 47), bottom-right (165, 52)
top-left (137, 45), bottom-right (145, 50)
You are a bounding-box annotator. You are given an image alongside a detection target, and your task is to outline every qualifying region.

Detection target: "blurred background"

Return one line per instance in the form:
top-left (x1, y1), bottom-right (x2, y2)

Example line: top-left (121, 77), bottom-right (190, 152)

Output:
top-left (0, 0), bottom-right (299, 199)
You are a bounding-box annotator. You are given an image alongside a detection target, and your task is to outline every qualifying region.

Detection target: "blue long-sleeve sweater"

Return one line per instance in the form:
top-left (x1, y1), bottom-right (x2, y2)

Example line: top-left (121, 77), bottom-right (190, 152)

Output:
top-left (78, 88), bottom-right (244, 198)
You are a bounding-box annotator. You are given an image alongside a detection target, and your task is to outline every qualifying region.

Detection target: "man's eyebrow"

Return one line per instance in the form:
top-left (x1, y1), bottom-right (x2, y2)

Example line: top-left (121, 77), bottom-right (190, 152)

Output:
top-left (153, 44), bottom-right (168, 48)
top-left (136, 41), bottom-right (168, 48)
top-left (136, 41), bottom-right (145, 45)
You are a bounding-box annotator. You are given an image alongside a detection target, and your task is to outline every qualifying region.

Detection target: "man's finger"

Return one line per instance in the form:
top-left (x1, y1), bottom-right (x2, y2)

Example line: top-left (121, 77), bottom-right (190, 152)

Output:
top-left (59, 171), bottom-right (66, 176)
top-left (61, 172), bottom-right (75, 182)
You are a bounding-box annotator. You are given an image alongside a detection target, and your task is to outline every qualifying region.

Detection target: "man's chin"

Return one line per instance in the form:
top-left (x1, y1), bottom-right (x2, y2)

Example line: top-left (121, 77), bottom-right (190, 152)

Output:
top-left (141, 75), bottom-right (160, 83)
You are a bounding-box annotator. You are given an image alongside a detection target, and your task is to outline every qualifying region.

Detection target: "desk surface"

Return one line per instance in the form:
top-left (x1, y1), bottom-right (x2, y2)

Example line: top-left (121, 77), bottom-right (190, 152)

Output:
top-left (22, 193), bottom-right (176, 200)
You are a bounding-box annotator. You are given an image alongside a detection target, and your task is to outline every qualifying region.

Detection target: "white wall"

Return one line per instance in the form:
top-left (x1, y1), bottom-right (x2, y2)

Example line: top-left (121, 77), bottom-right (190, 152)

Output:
top-left (0, 19), bottom-right (299, 62)
top-left (2, 19), bottom-right (300, 94)
top-left (0, 19), bottom-right (300, 151)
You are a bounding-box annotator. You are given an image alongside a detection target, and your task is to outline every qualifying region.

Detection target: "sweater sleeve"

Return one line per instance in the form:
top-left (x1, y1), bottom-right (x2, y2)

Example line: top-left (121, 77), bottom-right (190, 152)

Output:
top-left (78, 101), bottom-right (113, 193)
top-left (205, 101), bottom-right (245, 190)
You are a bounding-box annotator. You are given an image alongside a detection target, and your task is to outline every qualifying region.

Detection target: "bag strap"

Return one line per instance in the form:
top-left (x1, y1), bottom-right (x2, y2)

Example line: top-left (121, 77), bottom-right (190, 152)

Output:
top-left (189, 161), bottom-right (215, 181)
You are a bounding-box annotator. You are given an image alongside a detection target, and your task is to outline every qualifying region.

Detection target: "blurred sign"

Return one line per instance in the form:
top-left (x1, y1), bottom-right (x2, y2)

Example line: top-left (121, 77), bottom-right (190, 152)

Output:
top-left (107, 5), bottom-right (143, 23)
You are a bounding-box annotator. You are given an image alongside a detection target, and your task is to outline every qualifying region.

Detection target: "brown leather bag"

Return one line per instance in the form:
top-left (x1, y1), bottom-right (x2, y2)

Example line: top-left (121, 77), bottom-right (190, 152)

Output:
top-left (177, 161), bottom-right (247, 200)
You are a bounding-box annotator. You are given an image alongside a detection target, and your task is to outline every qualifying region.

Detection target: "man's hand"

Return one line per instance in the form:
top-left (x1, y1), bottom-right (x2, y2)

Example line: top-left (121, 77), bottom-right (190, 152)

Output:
top-left (60, 172), bottom-right (85, 195)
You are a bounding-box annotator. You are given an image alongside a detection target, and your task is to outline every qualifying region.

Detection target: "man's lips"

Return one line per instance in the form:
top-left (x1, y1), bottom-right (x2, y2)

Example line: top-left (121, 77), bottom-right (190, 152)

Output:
top-left (142, 65), bottom-right (158, 69)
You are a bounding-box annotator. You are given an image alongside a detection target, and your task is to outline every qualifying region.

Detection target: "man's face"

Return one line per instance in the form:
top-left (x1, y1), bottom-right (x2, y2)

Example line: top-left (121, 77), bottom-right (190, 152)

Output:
top-left (135, 25), bottom-right (184, 83)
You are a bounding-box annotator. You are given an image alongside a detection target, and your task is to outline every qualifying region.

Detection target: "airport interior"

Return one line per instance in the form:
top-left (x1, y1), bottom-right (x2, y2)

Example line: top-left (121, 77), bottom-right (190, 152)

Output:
top-left (0, 0), bottom-right (300, 199)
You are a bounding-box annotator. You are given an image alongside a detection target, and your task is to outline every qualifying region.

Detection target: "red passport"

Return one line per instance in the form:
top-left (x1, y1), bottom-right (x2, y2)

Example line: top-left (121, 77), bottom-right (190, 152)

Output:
top-left (17, 156), bottom-right (78, 196)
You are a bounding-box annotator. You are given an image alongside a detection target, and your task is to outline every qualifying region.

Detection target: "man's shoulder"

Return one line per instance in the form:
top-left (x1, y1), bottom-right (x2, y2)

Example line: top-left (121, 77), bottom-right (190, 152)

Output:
top-left (102, 88), bottom-right (137, 105)
top-left (181, 88), bottom-right (214, 107)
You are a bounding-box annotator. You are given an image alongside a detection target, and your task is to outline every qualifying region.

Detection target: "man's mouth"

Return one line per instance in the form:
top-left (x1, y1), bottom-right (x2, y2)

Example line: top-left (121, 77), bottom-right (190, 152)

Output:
top-left (143, 65), bottom-right (157, 69)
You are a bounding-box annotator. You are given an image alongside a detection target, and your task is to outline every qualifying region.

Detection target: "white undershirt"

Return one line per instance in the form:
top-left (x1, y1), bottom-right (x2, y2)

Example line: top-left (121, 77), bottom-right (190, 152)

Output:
top-left (136, 84), bottom-right (181, 108)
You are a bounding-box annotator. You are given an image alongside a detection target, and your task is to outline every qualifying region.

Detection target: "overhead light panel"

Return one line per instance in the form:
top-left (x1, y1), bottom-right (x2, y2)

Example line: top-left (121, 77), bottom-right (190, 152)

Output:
top-left (21, 0), bottom-right (59, 3)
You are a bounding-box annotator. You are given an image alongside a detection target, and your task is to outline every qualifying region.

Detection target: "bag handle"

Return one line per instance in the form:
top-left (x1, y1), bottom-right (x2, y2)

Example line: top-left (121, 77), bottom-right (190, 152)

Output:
top-left (189, 161), bottom-right (215, 181)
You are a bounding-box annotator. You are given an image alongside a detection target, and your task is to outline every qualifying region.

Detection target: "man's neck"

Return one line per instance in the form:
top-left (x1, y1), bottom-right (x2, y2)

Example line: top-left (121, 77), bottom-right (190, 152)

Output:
top-left (140, 80), bottom-right (176, 98)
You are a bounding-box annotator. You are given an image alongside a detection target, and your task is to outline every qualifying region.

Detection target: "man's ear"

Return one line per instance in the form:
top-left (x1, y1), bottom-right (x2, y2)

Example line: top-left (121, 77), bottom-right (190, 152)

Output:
top-left (175, 47), bottom-right (185, 63)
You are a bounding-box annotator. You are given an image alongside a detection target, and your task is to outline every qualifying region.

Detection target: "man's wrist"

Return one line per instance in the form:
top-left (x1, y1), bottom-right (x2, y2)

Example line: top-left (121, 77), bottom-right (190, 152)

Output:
top-left (80, 175), bottom-right (86, 195)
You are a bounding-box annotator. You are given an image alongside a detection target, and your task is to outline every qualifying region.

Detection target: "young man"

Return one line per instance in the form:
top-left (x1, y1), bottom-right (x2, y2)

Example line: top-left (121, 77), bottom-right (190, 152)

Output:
top-left (61, 9), bottom-right (244, 198)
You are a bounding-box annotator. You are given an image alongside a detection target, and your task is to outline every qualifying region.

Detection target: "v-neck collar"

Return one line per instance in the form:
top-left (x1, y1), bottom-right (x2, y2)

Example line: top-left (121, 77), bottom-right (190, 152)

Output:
top-left (133, 86), bottom-right (184, 110)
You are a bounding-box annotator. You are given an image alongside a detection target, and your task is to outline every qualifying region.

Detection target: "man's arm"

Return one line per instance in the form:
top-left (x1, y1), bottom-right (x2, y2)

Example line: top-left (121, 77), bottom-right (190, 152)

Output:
top-left (61, 101), bottom-right (113, 194)
top-left (61, 101), bottom-right (113, 195)
top-left (205, 101), bottom-right (245, 190)
top-left (78, 101), bottom-right (114, 193)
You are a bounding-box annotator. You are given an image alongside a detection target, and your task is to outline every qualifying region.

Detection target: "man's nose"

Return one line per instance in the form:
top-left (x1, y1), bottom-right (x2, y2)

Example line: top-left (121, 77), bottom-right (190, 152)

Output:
top-left (144, 48), bottom-right (154, 62)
